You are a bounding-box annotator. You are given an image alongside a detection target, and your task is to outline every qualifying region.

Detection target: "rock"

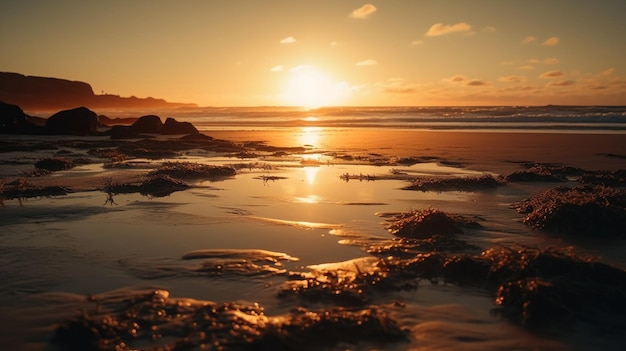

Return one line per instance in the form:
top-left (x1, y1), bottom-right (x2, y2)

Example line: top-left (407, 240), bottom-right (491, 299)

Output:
top-left (161, 117), bottom-right (198, 135)
top-left (0, 100), bottom-right (40, 134)
top-left (109, 125), bottom-right (139, 139)
top-left (131, 115), bottom-right (163, 133)
top-left (45, 106), bottom-right (98, 135)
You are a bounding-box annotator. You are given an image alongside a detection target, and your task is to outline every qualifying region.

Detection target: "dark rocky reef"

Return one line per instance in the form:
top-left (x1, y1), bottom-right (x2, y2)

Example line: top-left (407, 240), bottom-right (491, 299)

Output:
top-left (1, 101), bottom-right (200, 137)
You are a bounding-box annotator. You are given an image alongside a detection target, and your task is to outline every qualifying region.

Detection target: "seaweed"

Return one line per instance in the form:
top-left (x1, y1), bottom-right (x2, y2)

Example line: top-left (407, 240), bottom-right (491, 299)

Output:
top-left (504, 163), bottom-right (589, 183)
top-left (403, 174), bottom-right (504, 192)
top-left (53, 289), bottom-right (407, 351)
top-left (34, 157), bottom-right (74, 171)
top-left (149, 161), bottom-right (236, 180)
top-left (384, 208), bottom-right (481, 239)
top-left (513, 185), bottom-right (626, 238)
top-left (104, 175), bottom-right (189, 198)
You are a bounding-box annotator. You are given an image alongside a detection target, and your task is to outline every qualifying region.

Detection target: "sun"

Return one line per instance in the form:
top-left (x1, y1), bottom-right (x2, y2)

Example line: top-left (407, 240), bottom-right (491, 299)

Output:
top-left (279, 67), bottom-right (349, 108)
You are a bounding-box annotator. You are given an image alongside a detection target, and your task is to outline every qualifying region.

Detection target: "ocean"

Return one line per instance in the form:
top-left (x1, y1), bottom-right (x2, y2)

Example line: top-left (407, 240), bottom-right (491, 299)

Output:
top-left (166, 105), bottom-right (626, 133)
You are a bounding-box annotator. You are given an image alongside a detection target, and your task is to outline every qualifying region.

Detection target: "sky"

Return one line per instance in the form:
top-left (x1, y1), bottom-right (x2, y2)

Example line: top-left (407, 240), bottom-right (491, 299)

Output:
top-left (1, 0), bottom-right (626, 107)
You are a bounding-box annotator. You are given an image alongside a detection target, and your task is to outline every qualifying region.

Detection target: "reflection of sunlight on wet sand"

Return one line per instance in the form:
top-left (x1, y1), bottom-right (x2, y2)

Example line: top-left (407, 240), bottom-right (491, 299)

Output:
top-left (294, 194), bottom-right (321, 204)
top-left (299, 127), bottom-right (322, 147)
top-left (248, 215), bottom-right (341, 229)
top-left (304, 167), bottom-right (318, 185)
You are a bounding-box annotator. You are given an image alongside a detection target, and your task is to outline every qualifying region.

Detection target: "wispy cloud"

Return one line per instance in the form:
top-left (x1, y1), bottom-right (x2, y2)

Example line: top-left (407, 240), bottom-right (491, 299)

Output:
top-left (543, 57), bottom-right (560, 65)
top-left (548, 80), bottom-right (574, 87)
top-left (482, 26), bottom-right (496, 33)
top-left (349, 4), bottom-right (377, 19)
top-left (280, 36), bottom-right (297, 44)
top-left (378, 78), bottom-right (422, 95)
top-left (467, 80), bottom-right (488, 86)
top-left (522, 36), bottom-right (536, 44)
top-left (425, 22), bottom-right (471, 36)
top-left (542, 37), bottom-right (559, 46)
top-left (356, 59), bottom-right (378, 67)
top-left (410, 40), bottom-right (424, 46)
top-left (540, 70), bottom-right (564, 78)
top-left (270, 65), bottom-right (283, 72)
top-left (499, 76), bottom-right (525, 83)
top-left (446, 75), bottom-right (466, 83)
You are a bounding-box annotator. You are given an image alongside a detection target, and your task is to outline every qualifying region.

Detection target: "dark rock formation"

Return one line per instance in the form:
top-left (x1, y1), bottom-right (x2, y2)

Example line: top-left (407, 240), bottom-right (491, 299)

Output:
top-left (108, 125), bottom-right (138, 139)
top-left (161, 117), bottom-right (199, 135)
top-left (131, 115), bottom-right (163, 133)
top-left (0, 72), bottom-right (197, 110)
top-left (0, 100), bottom-right (42, 134)
top-left (45, 107), bottom-right (99, 135)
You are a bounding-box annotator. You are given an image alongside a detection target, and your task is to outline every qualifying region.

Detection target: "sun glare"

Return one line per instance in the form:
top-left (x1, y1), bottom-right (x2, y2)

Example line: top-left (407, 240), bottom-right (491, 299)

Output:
top-left (280, 68), bottom-right (349, 108)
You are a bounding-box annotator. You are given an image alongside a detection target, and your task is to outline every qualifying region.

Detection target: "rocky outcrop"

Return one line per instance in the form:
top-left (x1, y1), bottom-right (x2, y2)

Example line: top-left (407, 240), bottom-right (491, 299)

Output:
top-left (162, 117), bottom-right (199, 135)
top-left (0, 72), bottom-right (197, 110)
top-left (132, 115), bottom-right (163, 133)
top-left (45, 107), bottom-right (99, 135)
top-left (0, 100), bottom-right (43, 134)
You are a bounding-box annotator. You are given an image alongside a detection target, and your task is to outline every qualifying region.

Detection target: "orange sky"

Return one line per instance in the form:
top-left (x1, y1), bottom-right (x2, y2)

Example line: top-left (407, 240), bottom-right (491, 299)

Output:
top-left (1, 1), bottom-right (625, 106)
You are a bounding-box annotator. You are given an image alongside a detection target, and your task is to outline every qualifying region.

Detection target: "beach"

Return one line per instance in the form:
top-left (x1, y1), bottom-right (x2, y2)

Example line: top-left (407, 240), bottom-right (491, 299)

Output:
top-left (205, 128), bottom-right (626, 173)
top-left (1, 127), bottom-right (626, 350)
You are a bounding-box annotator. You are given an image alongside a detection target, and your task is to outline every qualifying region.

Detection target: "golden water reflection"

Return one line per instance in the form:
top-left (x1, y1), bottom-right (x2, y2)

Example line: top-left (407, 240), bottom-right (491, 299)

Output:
top-left (304, 167), bottom-right (319, 185)
top-left (299, 126), bottom-right (322, 147)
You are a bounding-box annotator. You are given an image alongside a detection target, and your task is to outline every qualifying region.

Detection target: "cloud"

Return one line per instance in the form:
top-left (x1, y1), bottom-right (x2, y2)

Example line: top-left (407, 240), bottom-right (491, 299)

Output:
top-left (540, 70), bottom-right (564, 78)
top-left (447, 75), bottom-right (466, 83)
top-left (466, 80), bottom-right (488, 86)
top-left (356, 59), bottom-right (378, 67)
top-left (270, 65), bottom-right (283, 72)
top-left (499, 76), bottom-right (525, 83)
top-left (482, 26), bottom-right (496, 33)
top-left (542, 37), bottom-right (559, 46)
top-left (518, 65), bottom-right (535, 70)
top-left (543, 57), bottom-right (560, 65)
top-left (378, 78), bottom-right (421, 95)
top-left (425, 22), bottom-right (471, 37)
top-left (548, 80), bottom-right (574, 87)
top-left (349, 4), bottom-right (377, 19)
top-left (522, 36), bottom-right (537, 44)
top-left (280, 36), bottom-right (297, 44)
top-left (410, 40), bottom-right (424, 46)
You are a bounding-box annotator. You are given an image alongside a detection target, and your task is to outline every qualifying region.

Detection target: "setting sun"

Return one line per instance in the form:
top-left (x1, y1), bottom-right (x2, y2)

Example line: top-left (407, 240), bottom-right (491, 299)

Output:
top-left (280, 67), bottom-right (349, 108)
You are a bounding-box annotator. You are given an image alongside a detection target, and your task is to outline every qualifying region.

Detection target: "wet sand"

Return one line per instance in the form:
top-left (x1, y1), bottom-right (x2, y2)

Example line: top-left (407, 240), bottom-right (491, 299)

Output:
top-left (205, 129), bottom-right (626, 174)
top-left (1, 128), bottom-right (626, 351)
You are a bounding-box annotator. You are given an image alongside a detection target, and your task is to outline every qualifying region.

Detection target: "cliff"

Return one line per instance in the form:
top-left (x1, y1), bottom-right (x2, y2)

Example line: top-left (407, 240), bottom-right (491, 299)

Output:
top-left (0, 72), bottom-right (197, 111)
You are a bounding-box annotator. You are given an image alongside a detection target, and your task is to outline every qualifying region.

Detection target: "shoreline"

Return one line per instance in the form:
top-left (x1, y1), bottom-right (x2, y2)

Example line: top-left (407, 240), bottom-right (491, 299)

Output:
top-left (201, 128), bottom-right (626, 174)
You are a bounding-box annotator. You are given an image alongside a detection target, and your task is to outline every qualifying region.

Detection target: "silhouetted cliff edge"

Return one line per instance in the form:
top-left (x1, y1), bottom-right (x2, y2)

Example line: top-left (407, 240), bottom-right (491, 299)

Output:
top-left (0, 72), bottom-right (197, 111)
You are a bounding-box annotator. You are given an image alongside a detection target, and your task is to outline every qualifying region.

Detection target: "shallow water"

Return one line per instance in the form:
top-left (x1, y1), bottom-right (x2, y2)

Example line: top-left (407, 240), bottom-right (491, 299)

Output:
top-left (1, 140), bottom-right (625, 350)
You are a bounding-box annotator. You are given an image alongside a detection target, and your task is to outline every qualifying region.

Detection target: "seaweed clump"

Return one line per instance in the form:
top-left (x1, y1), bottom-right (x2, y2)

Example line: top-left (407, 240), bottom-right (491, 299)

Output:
top-left (403, 174), bottom-right (503, 192)
top-left (149, 161), bottom-right (236, 180)
top-left (578, 169), bottom-right (626, 186)
top-left (380, 246), bottom-right (626, 330)
top-left (34, 157), bottom-right (74, 172)
top-left (53, 289), bottom-right (407, 351)
top-left (104, 175), bottom-right (189, 198)
top-left (514, 185), bottom-right (626, 238)
top-left (505, 163), bottom-right (585, 182)
top-left (385, 208), bottom-right (480, 239)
